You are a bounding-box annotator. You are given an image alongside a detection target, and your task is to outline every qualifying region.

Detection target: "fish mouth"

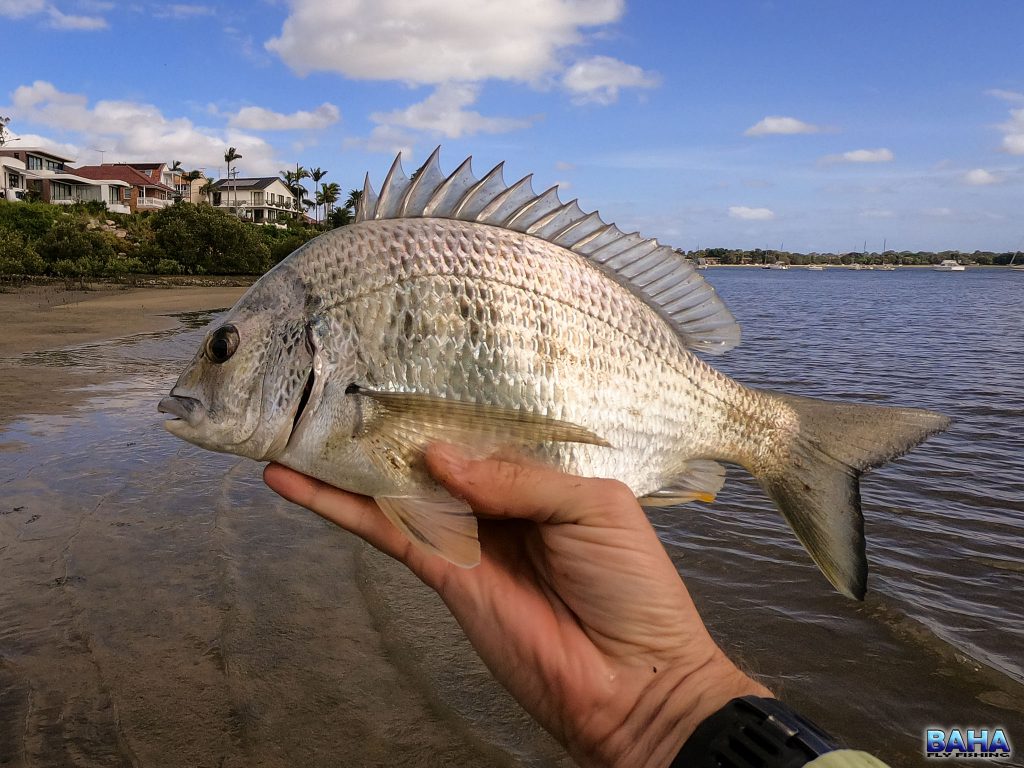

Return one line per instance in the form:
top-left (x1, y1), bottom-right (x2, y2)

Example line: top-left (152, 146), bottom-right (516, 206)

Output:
top-left (158, 394), bottom-right (206, 428)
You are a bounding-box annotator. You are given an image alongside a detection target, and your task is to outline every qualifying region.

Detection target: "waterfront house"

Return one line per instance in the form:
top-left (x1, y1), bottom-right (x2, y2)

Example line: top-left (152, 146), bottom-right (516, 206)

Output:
top-left (0, 147), bottom-right (131, 213)
top-left (210, 177), bottom-right (298, 225)
top-left (70, 164), bottom-right (176, 213)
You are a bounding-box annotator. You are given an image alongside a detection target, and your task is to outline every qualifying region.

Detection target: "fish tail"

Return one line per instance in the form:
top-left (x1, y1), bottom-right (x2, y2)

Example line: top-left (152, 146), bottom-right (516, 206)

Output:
top-left (752, 391), bottom-right (950, 600)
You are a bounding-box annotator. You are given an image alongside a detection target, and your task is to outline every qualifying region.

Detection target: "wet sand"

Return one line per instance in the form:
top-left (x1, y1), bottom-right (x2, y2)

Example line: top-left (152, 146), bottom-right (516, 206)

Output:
top-left (0, 283), bottom-right (564, 766)
top-left (0, 284), bottom-right (248, 426)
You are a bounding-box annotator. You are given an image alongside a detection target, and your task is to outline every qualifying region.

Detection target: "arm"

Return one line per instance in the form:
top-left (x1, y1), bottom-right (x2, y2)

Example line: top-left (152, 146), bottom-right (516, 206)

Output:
top-left (264, 444), bottom-right (770, 768)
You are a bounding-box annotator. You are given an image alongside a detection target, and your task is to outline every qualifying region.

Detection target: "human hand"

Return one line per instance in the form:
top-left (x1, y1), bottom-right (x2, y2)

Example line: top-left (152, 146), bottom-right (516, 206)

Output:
top-left (264, 446), bottom-right (770, 768)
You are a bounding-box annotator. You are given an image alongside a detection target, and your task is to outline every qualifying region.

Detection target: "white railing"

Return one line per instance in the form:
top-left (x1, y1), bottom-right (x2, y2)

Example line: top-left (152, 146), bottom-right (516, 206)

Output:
top-left (136, 196), bottom-right (173, 209)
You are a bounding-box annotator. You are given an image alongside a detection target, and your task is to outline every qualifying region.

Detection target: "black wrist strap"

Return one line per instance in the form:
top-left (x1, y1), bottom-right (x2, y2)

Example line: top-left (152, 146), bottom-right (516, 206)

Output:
top-left (670, 696), bottom-right (838, 768)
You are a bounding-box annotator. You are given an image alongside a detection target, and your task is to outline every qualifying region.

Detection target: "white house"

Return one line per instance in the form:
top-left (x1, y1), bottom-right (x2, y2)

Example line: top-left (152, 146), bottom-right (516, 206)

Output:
top-left (210, 177), bottom-right (298, 225)
top-left (0, 147), bottom-right (132, 214)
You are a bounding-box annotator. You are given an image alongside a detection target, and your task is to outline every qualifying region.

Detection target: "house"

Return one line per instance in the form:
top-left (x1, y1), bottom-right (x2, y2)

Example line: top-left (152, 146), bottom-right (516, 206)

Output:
top-left (179, 171), bottom-right (210, 205)
top-left (0, 147), bottom-right (131, 213)
top-left (129, 162), bottom-right (189, 198)
top-left (70, 164), bottom-right (176, 213)
top-left (210, 177), bottom-right (298, 225)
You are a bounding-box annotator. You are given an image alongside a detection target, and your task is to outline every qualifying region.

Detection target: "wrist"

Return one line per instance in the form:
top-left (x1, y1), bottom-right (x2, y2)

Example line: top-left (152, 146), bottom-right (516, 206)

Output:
top-left (598, 649), bottom-right (772, 768)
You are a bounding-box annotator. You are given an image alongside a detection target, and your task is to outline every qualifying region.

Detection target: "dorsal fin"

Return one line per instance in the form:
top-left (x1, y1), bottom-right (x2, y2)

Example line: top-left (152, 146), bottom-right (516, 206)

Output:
top-left (359, 148), bottom-right (740, 354)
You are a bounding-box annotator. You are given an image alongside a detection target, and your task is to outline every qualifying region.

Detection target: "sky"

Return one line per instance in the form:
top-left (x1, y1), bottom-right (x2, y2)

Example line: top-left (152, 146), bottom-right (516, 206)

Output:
top-left (2, 0), bottom-right (1023, 253)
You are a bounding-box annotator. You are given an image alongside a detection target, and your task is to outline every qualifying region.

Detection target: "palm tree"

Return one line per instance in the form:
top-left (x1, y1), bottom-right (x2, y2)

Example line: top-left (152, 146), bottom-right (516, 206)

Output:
top-left (321, 182), bottom-right (341, 224)
top-left (182, 170), bottom-right (203, 203)
top-left (224, 146), bottom-right (242, 209)
top-left (170, 160), bottom-right (183, 171)
top-left (344, 188), bottom-right (362, 218)
top-left (200, 178), bottom-right (216, 206)
top-left (309, 167), bottom-right (327, 225)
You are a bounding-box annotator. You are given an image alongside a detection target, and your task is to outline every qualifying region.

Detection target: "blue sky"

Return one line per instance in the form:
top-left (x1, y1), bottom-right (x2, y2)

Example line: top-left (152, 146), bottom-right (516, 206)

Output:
top-left (2, 0), bottom-right (1023, 253)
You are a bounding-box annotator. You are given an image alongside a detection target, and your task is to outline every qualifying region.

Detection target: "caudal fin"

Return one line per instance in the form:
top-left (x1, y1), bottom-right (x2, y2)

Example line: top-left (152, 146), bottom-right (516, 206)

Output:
top-left (756, 392), bottom-right (950, 600)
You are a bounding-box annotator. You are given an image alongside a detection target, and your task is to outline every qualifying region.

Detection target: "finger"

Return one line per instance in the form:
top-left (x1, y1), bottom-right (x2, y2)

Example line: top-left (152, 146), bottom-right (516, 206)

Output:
top-left (263, 463), bottom-right (412, 562)
top-left (424, 444), bottom-right (641, 527)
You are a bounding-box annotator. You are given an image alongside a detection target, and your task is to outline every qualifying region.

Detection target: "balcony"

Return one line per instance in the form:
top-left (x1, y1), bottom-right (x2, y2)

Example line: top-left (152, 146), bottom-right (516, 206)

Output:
top-left (136, 196), bottom-right (173, 209)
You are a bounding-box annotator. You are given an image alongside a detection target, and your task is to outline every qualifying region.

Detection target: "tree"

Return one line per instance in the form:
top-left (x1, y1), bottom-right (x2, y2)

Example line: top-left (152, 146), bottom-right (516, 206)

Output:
top-left (344, 188), bottom-right (363, 218)
top-left (200, 178), bottom-right (216, 206)
top-left (0, 116), bottom-right (11, 147)
top-left (224, 146), bottom-right (242, 209)
top-left (170, 160), bottom-right (183, 171)
top-left (182, 170), bottom-right (203, 204)
top-left (309, 167), bottom-right (327, 226)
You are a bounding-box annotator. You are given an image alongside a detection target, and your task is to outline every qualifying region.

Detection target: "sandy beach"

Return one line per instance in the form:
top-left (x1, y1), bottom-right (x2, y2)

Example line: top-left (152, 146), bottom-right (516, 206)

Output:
top-left (0, 282), bottom-right (249, 426)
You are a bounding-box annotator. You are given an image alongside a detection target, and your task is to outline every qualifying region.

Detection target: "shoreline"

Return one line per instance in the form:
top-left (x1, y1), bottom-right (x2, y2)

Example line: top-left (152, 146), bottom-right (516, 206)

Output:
top-left (0, 282), bottom-right (250, 428)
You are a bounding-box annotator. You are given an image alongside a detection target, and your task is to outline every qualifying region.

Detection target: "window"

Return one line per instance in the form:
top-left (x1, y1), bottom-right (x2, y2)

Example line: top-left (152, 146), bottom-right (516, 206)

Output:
top-left (7, 172), bottom-right (20, 188)
top-left (253, 191), bottom-right (263, 205)
top-left (27, 155), bottom-right (42, 170)
top-left (213, 192), bottom-right (222, 206)
top-left (46, 160), bottom-right (63, 171)
top-left (50, 181), bottom-right (72, 201)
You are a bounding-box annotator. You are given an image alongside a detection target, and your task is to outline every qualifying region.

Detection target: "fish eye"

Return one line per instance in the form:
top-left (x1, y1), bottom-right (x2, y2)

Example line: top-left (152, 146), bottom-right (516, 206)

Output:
top-left (205, 325), bottom-right (240, 364)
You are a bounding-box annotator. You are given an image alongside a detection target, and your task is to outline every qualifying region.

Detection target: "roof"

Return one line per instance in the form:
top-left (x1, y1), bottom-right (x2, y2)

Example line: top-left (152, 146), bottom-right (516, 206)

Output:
top-left (0, 146), bottom-right (78, 163)
top-left (70, 164), bottom-right (176, 193)
top-left (211, 177), bottom-right (294, 192)
top-left (128, 162), bottom-right (165, 170)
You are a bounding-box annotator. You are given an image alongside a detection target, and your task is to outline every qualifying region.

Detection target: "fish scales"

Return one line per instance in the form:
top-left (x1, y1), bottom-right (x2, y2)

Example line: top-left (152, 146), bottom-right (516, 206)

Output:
top-left (160, 149), bottom-right (950, 598)
top-left (294, 217), bottom-right (735, 493)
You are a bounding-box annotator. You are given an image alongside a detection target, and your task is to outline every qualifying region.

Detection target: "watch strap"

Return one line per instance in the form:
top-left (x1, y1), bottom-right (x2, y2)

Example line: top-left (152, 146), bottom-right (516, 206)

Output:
top-left (670, 696), bottom-right (837, 768)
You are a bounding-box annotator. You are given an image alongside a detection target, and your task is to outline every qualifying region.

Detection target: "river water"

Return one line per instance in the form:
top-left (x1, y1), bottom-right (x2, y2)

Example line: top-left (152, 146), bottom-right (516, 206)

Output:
top-left (1, 267), bottom-right (1021, 766)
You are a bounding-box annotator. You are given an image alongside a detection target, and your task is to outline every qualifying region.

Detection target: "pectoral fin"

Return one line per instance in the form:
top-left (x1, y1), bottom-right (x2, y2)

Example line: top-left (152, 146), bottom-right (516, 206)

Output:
top-left (638, 460), bottom-right (726, 507)
top-left (376, 495), bottom-right (480, 567)
top-left (353, 387), bottom-right (609, 484)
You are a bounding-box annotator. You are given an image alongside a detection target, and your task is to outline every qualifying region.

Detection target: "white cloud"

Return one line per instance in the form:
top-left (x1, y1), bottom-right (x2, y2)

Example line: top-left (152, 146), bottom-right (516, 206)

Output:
top-left (923, 207), bottom-right (953, 218)
top-left (860, 208), bottom-right (895, 218)
top-left (822, 148), bottom-right (894, 164)
top-left (366, 83), bottom-right (533, 141)
top-left (46, 6), bottom-right (107, 29)
top-left (6, 132), bottom-right (80, 160)
top-left (554, 160), bottom-right (575, 171)
top-left (728, 206), bottom-right (775, 221)
top-left (344, 124), bottom-right (415, 159)
top-left (0, 1), bottom-right (106, 28)
top-left (0, 0), bottom-right (46, 17)
top-left (6, 80), bottom-right (284, 175)
top-left (266, 0), bottom-right (624, 84)
top-left (986, 88), bottom-right (1024, 104)
top-left (998, 108), bottom-right (1024, 154)
top-left (228, 103), bottom-right (340, 131)
top-left (561, 55), bottom-right (659, 105)
top-left (963, 168), bottom-right (1000, 186)
top-left (744, 115), bottom-right (821, 136)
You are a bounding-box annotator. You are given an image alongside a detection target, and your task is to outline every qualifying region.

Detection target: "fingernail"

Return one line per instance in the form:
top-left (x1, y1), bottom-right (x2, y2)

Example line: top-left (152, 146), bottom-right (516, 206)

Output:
top-left (430, 443), bottom-right (468, 473)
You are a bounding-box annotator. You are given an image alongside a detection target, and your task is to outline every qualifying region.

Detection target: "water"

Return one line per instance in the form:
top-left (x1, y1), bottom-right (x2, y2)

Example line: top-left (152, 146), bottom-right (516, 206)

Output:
top-left (1, 268), bottom-right (1021, 766)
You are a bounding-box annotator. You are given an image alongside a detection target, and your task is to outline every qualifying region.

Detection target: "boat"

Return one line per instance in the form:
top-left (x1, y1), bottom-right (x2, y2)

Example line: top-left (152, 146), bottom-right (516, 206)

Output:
top-left (695, 257), bottom-right (709, 270)
top-left (933, 259), bottom-right (965, 272)
top-left (878, 264), bottom-right (896, 271)
top-left (807, 264), bottom-right (825, 271)
top-left (768, 262), bottom-right (789, 270)
top-left (1010, 252), bottom-right (1024, 271)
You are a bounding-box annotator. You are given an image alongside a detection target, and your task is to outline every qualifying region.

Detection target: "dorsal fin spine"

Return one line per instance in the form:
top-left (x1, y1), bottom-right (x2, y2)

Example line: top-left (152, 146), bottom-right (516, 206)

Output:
top-left (356, 173), bottom-right (377, 223)
top-left (453, 162), bottom-right (505, 219)
top-left (398, 146), bottom-right (443, 217)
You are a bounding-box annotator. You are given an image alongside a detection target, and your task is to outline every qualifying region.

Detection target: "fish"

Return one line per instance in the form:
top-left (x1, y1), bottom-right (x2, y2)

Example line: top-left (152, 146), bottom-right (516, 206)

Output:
top-left (159, 148), bottom-right (950, 599)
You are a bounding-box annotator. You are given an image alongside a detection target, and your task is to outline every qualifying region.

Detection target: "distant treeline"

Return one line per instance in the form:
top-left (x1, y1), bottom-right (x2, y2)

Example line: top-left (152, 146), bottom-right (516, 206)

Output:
top-left (686, 247), bottom-right (1019, 266)
top-left (0, 200), bottom-right (328, 279)
top-left (2, 200), bottom-right (1019, 280)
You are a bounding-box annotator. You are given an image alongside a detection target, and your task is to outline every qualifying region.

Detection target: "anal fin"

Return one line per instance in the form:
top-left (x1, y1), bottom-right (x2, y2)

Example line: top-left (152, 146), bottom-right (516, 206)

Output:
top-left (639, 459), bottom-right (725, 507)
top-left (376, 495), bottom-right (480, 568)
